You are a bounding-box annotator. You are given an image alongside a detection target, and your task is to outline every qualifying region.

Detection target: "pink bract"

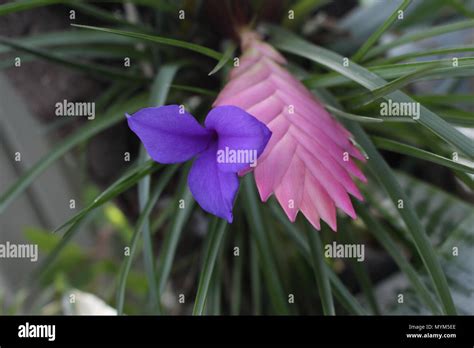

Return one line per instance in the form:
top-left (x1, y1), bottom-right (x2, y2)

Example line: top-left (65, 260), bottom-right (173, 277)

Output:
top-left (213, 30), bottom-right (367, 231)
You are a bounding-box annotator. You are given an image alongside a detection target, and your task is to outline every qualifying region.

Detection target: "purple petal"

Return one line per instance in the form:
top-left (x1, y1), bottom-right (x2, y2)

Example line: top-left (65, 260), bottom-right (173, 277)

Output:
top-left (204, 105), bottom-right (272, 173)
top-left (127, 105), bottom-right (213, 163)
top-left (188, 143), bottom-right (239, 223)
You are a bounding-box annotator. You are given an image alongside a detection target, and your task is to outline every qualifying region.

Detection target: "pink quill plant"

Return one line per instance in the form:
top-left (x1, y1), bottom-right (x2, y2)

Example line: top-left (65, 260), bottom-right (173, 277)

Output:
top-left (213, 30), bottom-right (367, 231)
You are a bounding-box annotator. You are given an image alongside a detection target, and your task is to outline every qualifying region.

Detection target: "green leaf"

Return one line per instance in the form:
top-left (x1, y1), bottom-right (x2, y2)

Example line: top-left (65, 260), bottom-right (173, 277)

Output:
top-left (192, 218), bottom-right (227, 315)
top-left (24, 227), bottom-right (86, 273)
top-left (355, 202), bottom-right (442, 314)
top-left (170, 84), bottom-right (217, 97)
top-left (0, 36), bottom-right (147, 81)
top-left (0, 94), bottom-right (148, 214)
top-left (71, 24), bottom-right (223, 60)
top-left (305, 58), bottom-right (474, 88)
top-left (324, 104), bottom-right (383, 123)
top-left (116, 165), bottom-right (178, 315)
top-left (348, 62), bottom-right (443, 107)
top-left (437, 107), bottom-right (474, 126)
top-left (0, 47), bottom-right (150, 72)
top-left (269, 26), bottom-right (473, 158)
top-left (55, 162), bottom-right (159, 234)
top-left (208, 42), bottom-right (236, 76)
top-left (339, 221), bottom-right (380, 314)
top-left (326, 267), bottom-right (368, 315)
top-left (249, 235), bottom-right (262, 315)
top-left (0, 0), bottom-right (64, 15)
top-left (305, 225), bottom-right (335, 315)
top-left (414, 94), bottom-right (474, 106)
top-left (364, 19), bottom-right (474, 60)
top-left (268, 200), bottom-right (367, 315)
top-left (230, 229), bottom-right (243, 315)
top-left (207, 244), bottom-right (224, 315)
top-left (137, 156), bottom-right (155, 312)
top-left (352, 0), bottom-right (412, 62)
top-left (371, 136), bottom-right (474, 173)
top-left (367, 175), bottom-right (474, 314)
top-left (369, 45), bottom-right (474, 65)
top-left (0, 0), bottom-right (175, 16)
top-left (156, 169), bottom-right (195, 298)
top-left (366, 172), bottom-right (474, 246)
top-left (0, 30), bottom-right (136, 55)
top-left (242, 176), bottom-right (290, 314)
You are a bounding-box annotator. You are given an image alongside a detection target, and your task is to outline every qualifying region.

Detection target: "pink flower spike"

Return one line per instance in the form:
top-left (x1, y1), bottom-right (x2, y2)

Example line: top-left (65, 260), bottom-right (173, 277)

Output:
top-left (213, 30), bottom-right (366, 231)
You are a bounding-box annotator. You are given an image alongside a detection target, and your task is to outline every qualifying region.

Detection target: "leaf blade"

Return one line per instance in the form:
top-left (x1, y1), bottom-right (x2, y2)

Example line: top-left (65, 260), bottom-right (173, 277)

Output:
top-left (192, 218), bottom-right (227, 315)
top-left (71, 24), bottom-right (223, 60)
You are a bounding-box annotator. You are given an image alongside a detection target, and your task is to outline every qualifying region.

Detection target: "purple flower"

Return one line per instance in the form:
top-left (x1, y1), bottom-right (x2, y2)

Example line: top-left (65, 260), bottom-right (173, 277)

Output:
top-left (126, 105), bottom-right (272, 223)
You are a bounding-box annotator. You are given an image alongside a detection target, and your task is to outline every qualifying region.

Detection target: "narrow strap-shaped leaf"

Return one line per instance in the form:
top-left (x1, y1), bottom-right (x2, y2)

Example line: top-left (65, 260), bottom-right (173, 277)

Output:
top-left (364, 19), bottom-right (474, 60)
top-left (0, 0), bottom-right (64, 15)
top-left (355, 202), bottom-right (442, 314)
top-left (0, 36), bottom-right (147, 81)
top-left (326, 267), bottom-right (367, 315)
top-left (208, 42), bottom-right (236, 76)
top-left (170, 84), bottom-right (217, 97)
top-left (156, 168), bottom-right (195, 297)
top-left (305, 225), bottom-right (336, 315)
top-left (231, 228), bottom-right (244, 315)
top-left (348, 62), bottom-right (443, 107)
top-left (269, 201), bottom-right (367, 315)
top-left (369, 45), bottom-right (474, 65)
top-left (0, 30), bottom-right (136, 55)
top-left (243, 176), bottom-right (291, 314)
top-left (352, 0), bottom-right (412, 62)
top-left (116, 165), bottom-right (178, 315)
top-left (304, 57), bottom-right (474, 88)
top-left (54, 160), bottom-right (159, 233)
top-left (71, 24), bottom-right (223, 60)
top-left (415, 94), bottom-right (474, 106)
top-left (250, 234), bottom-right (262, 315)
top-left (372, 136), bottom-right (474, 173)
top-left (192, 218), bottom-right (227, 315)
top-left (340, 221), bottom-right (380, 314)
top-left (323, 104), bottom-right (383, 123)
top-left (0, 0), bottom-right (175, 16)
